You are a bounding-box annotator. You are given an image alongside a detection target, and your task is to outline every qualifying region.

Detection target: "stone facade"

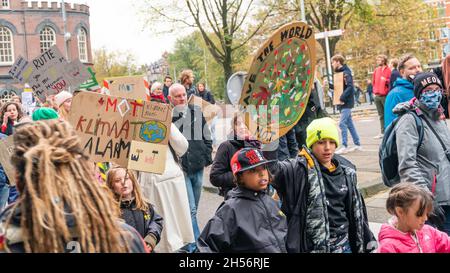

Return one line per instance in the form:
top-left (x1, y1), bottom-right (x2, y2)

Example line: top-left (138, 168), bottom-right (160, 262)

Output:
top-left (0, 0), bottom-right (92, 98)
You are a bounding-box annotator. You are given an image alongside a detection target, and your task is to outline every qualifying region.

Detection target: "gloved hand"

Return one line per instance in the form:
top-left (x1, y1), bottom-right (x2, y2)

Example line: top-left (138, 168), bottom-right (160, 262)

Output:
top-left (428, 203), bottom-right (446, 231)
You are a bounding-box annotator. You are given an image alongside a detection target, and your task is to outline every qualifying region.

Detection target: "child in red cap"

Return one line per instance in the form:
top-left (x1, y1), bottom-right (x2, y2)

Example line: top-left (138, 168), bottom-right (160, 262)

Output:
top-left (197, 147), bottom-right (287, 253)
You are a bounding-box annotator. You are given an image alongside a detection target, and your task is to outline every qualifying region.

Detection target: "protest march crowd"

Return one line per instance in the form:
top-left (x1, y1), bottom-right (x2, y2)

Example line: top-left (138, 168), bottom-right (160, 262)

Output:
top-left (1, 21), bottom-right (450, 254)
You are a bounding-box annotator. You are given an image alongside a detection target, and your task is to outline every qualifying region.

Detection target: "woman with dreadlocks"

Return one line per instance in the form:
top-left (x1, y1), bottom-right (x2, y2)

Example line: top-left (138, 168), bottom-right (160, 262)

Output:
top-left (0, 120), bottom-right (149, 253)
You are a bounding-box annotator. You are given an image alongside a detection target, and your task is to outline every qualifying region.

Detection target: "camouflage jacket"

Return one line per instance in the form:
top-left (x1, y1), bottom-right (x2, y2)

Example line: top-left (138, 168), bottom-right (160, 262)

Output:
top-left (270, 148), bottom-right (377, 253)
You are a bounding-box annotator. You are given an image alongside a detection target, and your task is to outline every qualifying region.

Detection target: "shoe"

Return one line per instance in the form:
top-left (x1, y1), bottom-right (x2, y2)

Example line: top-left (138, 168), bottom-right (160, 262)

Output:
top-left (335, 147), bottom-right (349, 155)
top-left (373, 134), bottom-right (384, 139)
top-left (351, 145), bottom-right (363, 152)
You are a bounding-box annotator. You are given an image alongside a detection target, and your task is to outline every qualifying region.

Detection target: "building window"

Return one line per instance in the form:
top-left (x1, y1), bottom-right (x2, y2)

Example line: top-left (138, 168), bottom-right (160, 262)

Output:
top-left (1, 0), bottom-right (9, 9)
top-left (0, 26), bottom-right (14, 65)
top-left (78, 28), bottom-right (88, 62)
top-left (40, 27), bottom-right (56, 53)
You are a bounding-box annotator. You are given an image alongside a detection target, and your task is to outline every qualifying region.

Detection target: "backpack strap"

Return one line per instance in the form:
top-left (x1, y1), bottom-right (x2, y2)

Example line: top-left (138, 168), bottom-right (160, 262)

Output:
top-left (421, 116), bottom-right (450, 162)
top-left (408, 111), bottom-right (424, 151)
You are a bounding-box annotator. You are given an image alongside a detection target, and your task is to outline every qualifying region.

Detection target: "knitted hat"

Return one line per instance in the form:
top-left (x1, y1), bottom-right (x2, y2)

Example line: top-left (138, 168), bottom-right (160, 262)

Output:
top-left (32, 107), bottom-right (59, 121)
top-left (150, 82), bottom-right (163, 93)
top-left (413, 72), bottom-right (443, 99)
top-left (54, 91), bottom-right (73, 107)
top-left (306, 117), bottom-right (340, 148)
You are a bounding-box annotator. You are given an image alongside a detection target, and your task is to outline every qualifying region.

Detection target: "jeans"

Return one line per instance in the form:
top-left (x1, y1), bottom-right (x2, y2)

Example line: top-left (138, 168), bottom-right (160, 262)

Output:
top-left (0, 180), bottom-right (9, 212)
top-left (184, 169), bottom-right (204, 251)
top-left (374, 95), bottom-right (386, 134)
top-left (277, 128), bottom-right (299, 161)
top-left (339, 108), bottom-right (360, 147)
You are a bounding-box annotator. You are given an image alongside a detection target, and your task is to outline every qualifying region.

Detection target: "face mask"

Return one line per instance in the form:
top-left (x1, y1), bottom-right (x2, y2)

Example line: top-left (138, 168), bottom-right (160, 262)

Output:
top-left (419, 90), bottom-right (442, 109)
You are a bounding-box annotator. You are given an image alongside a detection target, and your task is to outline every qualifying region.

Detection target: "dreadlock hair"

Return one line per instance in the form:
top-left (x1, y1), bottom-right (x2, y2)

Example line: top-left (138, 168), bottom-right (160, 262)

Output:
top-left (9, 119), bottom-right (130, 253)
top-left (106, 167), bottom-right (149, 213)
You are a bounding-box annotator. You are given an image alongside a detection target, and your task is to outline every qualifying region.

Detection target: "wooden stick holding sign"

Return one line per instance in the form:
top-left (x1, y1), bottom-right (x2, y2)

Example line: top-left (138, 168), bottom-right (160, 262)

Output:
top-left (332, 72), bottom-right (344, 106)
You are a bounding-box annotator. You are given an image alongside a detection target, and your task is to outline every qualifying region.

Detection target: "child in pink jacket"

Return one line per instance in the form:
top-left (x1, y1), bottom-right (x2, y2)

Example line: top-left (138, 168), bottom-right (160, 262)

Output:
top-left (378, 183), bottom-right (450, 253)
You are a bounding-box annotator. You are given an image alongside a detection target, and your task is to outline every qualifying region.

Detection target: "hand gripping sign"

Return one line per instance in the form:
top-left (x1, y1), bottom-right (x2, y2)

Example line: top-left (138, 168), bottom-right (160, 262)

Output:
top-left (239, 22), bottom-right (316, 143)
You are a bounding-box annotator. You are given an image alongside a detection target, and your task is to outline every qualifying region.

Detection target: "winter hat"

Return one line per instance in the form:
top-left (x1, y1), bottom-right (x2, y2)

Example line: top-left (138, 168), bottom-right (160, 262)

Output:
top-left (230, 148), bottom-right (273, 175)
top-left (413, 72), bottom-right (443, 99)
top-left (150, 82), bottom-right (163, 94)
top-left (32, 107), bottom-right (59, 121)
top-left (54, 91), bottom-right (73, 107)
top-left (306, 117), bottom-right (340, 148)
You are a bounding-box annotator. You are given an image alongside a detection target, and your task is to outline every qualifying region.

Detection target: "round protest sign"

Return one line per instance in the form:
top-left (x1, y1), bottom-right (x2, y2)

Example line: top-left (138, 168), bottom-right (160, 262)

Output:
top-left (239, 21), bottom-right (316, 143)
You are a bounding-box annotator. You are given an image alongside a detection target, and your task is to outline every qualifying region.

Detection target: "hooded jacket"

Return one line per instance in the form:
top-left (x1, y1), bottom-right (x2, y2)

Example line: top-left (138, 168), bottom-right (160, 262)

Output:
top-left (384, 78), bottom-right (414, 129)
top-left (209, 138), bottom-right (261, 198)
top-left (372, 65), bottom-right (391, 96)
top-left (394, 100), bottom-right (450, 206)
top-left (197, 186), bottom-right (287, 253)
top-left (0, 204), bottom-right (149, 253)
top-left (378, 218), bottom-right (450, 253)
top-left (119, 199), bottom-right (164, 250)
top-left (267, 148), bottom-right (377, 253)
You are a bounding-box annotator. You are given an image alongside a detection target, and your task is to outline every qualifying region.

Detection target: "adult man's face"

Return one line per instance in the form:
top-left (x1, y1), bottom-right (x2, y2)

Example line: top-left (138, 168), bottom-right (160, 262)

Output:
top-left (165, 78), bottom-right (172, 87)
top-left (168, 88), bottom-right (187, 107)
top-left (401, 58), bottom-right (422, 79)
top-left (331, 60), bottom-right (340, 71)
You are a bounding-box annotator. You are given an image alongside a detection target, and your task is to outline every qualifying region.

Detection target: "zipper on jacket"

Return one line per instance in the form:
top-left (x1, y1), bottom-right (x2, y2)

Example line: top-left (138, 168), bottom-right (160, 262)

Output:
top-left (411, 231), bottom-right (423, 253)
top-left (258, 194), bottom-right (284, 252)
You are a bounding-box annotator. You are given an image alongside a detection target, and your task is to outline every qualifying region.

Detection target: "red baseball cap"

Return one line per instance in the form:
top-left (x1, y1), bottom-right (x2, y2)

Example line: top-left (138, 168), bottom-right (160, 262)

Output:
top-left (230, 148), bottom-right (273, 175)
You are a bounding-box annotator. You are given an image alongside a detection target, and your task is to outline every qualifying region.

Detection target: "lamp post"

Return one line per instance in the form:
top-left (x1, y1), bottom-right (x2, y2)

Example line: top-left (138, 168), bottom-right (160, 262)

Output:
top-left (61, 0), bottom-right (70, 61)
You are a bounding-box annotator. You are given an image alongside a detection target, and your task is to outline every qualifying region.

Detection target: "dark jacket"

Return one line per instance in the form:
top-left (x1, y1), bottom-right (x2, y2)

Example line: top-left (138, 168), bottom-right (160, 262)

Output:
top-left (330, 65), bottom-right (354, 109)
top-left (389, 69), bottom-right (402, 91)
top-left (172, 105), bottom-right (213, 173)
top-left (120, 199), bottom-right (164, 250)
top-left (185, 84), bottom-right (198, 98)
top-left (163, 84), bottom-right (170, 100)
top-left (209, 138), bottom-right (261, 198)
top-left (0, 204), bottom-right (149, 253)
top-left (197, 89), bottom-right (216, 104)
top-left (267, 149), bottom-right (377, 253)
top-left (366, 83), bottom-right (373, 95)
top-left (197, 186), bottom-right (287, 253)
top-left (277, 128), bottom-right (299, 161)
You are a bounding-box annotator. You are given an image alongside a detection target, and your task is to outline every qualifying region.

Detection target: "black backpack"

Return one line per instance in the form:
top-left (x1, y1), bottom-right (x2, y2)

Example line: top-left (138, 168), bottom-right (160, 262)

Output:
top-left (379, 111), bottom-right (424, 187)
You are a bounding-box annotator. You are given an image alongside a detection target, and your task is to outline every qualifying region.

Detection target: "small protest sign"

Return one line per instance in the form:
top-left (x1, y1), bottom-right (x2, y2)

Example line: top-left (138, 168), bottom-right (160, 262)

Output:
top-left (188, 95), bottom-right (220, 123)
top-left (0, 136), bottom-right (16, 186)
top-left (333, 72), bottom-right (344, 106)
top-left (8, 46), bottom-right (90, 102)
top-left (68, 92), bottom-right (172, 174)
top-left (106, 76), bottom-right (148, 101)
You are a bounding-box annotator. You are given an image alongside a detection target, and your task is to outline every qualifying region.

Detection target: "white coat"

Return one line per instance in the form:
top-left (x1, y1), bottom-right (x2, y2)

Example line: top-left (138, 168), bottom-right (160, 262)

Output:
top-left (138, 123), bottom-right (195, 252)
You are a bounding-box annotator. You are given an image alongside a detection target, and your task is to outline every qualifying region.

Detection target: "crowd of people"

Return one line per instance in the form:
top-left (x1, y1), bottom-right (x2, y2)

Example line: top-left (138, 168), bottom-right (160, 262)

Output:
top-left (0, 51), bottom-right (450, 254)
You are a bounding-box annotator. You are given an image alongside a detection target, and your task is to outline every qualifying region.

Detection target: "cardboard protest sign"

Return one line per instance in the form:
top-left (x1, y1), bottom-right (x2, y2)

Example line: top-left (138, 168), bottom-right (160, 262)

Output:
top-left (8, 46), bottom-right (90, 102)
top-left (239, 21), bottom-right (316, 143)
top-left (68, 92), bottom-right (172, 174)
top-left (0, 136), bottom-right (16, 186)
top-left (78, 67), bottom-right (101, 91)
top-left (188, 95), bottom-right (221, 123)
top-left (333, 72), bottom-right (344, 105)
top-left (106, 76), bottom-right (148, 101)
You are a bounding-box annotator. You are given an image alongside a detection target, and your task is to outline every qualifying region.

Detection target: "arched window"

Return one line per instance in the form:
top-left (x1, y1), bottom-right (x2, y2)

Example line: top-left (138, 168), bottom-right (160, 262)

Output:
top-left (0, 26), bottom-right (13, 64)
top-left (40, 27), bottom-right (56, 53)
top-left (78, 28), bottom-right (88, 62)
top-left (1, 0), bottom-right (10, 9)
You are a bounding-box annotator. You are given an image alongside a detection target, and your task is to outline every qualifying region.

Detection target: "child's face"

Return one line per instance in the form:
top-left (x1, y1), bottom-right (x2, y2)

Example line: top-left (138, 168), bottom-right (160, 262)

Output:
top-left (240, 165), bottom-right (269, 191)
top-left (6, 104), bottom-right (18, 121)
top-left (63, 98), bottom-right (72, 112)
top-left (311, 138), bottom-right (336, 166)
top-left (112, 168), bottom-right (134, 199)
top-left (396, 199), bottom-right (429, 232)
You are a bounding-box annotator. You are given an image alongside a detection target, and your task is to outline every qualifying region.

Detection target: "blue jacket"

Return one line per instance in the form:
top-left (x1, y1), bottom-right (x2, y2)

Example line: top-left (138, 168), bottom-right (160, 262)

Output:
top-left (384, 78), bottom-right (414, 129)
top-left (331, 65), bottom-right (354, 109)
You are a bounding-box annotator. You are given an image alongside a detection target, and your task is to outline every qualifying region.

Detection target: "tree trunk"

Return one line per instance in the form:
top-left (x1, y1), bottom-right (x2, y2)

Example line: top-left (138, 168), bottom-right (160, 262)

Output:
top-left (223, 49), bottom-right (233, 104)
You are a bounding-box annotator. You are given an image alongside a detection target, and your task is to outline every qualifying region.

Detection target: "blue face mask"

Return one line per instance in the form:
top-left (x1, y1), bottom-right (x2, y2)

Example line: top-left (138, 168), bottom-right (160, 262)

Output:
top-left (419, 90), bottom-right (442, 109)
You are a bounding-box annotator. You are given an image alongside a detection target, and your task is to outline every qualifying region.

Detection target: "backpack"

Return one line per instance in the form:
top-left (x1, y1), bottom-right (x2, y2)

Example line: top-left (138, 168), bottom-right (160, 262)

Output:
top-left (379, 111), bottom-right (424, 187)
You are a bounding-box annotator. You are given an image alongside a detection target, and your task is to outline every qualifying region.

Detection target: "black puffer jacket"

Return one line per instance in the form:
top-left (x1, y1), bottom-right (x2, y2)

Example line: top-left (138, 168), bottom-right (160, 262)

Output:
top-left (197, 89), bottom-right (216, 104)
top-left (209, 138), bottom-right (261, 198)
top-left (120, 199), bottom-right (164, 250)
top-left (172, 105), bottom-right (213, 173)
top-left (197, 187), bottom-right (287, 253)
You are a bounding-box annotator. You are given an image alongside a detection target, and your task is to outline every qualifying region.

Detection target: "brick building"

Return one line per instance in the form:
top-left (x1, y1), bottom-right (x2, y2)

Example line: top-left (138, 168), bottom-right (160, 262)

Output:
top-left (0, 0), bottom-right (92, 100)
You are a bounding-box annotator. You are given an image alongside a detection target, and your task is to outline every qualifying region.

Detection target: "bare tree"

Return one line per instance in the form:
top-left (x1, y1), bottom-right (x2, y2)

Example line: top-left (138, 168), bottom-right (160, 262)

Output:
top-left (141, 0), bottom-right (273, 100)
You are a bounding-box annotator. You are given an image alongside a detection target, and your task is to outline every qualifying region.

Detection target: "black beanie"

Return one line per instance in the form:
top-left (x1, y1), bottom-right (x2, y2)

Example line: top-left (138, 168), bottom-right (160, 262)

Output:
top-left (413, 72), bottom-right (443, 99)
